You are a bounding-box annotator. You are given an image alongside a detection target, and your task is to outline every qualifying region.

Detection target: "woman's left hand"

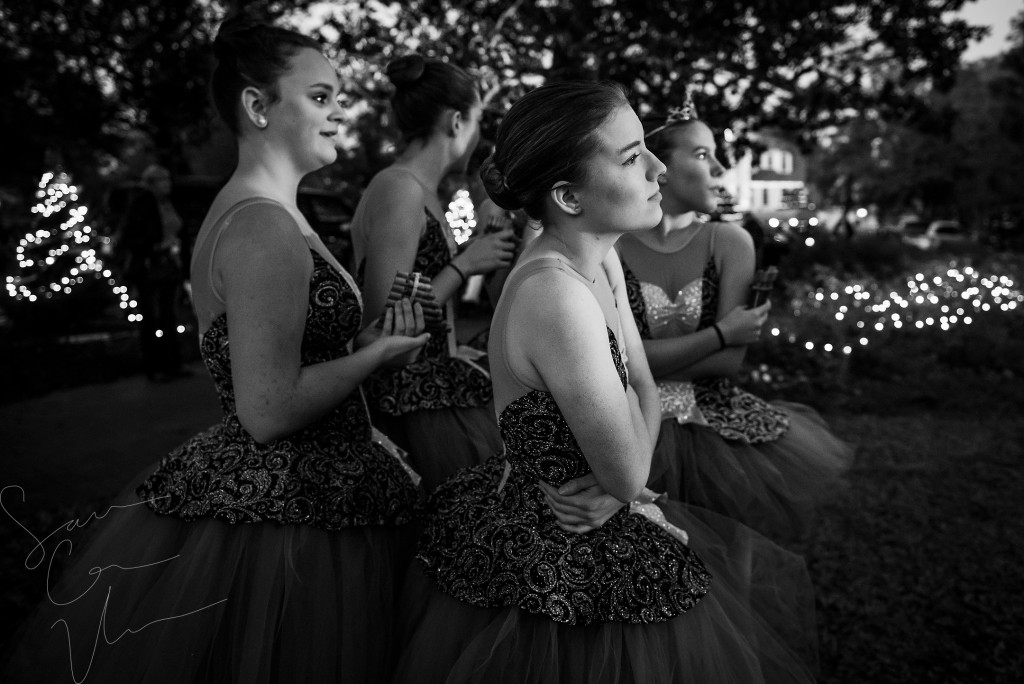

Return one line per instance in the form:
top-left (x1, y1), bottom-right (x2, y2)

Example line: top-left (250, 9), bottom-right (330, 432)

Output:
top-left (356, 298), bottom-right (429, 366)
top-left (538, 473), bottom-right (626, 534)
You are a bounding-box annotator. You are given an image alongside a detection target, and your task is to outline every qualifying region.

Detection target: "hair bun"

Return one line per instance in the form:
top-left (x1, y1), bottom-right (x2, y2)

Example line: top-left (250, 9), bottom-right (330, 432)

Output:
top-left (479, 156), bottom-right (523, 211)
top-left (386, 54), bottom-right (426, 87)
top-left (213, 13), bottom-right (261, 60)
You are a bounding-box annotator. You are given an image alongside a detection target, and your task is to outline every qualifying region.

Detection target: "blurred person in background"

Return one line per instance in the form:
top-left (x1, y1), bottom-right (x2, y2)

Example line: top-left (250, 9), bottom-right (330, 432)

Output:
top-left (120, 163), bottom-right (189, 381)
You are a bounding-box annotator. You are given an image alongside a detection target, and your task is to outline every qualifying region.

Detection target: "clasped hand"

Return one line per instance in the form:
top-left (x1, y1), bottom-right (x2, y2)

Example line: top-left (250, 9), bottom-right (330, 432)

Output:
top-left (718, 300), bottom-right (771, 346)
top-left (356, 298), bottom-right (430, 367)
top-left (538, 473), bottom-right (626, 534)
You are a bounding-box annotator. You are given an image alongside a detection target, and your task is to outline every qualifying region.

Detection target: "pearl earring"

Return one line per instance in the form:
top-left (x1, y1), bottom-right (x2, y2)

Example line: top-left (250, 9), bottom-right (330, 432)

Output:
top-left (255, 115), bottom-right (267, 129)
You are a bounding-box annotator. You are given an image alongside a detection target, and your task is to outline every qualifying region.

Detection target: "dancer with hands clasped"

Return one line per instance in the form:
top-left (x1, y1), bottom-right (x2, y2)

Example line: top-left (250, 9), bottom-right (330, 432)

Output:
top-left (392, 81), bottom-right (819, 684)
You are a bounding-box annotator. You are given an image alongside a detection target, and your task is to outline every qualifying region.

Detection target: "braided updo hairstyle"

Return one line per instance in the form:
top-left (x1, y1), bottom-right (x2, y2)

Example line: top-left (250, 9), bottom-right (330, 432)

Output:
top-left (210, 15), bottom-right (323, 134)
top-left (479, 81), bottom-right (629, 221)
top-left (386, 54), bottom-right (479, 144)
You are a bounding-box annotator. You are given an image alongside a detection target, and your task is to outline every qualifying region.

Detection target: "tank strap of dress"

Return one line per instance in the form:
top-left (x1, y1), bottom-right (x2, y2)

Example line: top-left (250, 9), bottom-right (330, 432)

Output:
top-left (706, 221), bottom-right (720, 265)
top-left (495, 258), bottom-right (615, 400)
top-left (193, 197), bottom-right (287, 306)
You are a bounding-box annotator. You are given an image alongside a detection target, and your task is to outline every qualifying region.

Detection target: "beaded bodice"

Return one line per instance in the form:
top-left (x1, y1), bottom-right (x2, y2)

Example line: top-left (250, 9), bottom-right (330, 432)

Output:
top-left (361, 208), bottom-right (492, 415)
top-left (138, 247), bottom-right (422, 528)
top-left (417, 294), bottom-right (712, 625)
top-left (622, 239), bottom-right (789, 443)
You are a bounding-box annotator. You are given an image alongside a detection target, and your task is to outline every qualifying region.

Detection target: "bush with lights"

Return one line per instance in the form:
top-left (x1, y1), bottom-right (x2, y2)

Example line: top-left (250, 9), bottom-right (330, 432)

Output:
top-left (744, 253), bottom-right (1024, 406)
top-left (4, 170), bottom-right (136, 334)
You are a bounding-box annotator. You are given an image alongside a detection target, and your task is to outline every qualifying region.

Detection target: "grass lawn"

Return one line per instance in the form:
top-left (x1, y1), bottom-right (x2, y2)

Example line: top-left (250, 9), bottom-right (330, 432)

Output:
top-left (802, 406), bottom-right (1024, 683)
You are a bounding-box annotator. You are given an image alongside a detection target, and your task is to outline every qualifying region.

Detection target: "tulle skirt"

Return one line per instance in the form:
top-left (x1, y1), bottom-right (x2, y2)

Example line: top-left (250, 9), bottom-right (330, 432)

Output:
top-left (373, 405), bottom-right (503, 492)
top-left (393, 500), bottom-right (819, 684)
top-left (2, 472), bottom-right (419, 684)
top-left (649, 401), bottom-right (854, 540)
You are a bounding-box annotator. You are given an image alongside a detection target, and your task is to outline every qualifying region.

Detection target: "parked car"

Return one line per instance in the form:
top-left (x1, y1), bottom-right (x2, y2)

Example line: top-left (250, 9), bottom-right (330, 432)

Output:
top-left (901, 220), bottom-right (970, 250)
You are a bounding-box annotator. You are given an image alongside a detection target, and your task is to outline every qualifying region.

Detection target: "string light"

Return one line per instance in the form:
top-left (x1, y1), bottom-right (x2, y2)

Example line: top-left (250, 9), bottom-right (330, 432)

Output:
top-left (445, 188), bottom-right (476, 244)
top-left (769, 260), bottom-right (1021, 357)
top-left (6, 170), bottom-right (140, 320)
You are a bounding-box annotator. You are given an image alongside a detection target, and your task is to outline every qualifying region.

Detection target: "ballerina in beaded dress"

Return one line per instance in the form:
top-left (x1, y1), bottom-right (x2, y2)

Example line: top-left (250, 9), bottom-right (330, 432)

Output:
top-left (2, 19), bottom-right (428, 683)
top-left (615, 92), bottom-right (854, 540)
top-left (392, 80), bottom-right (819, 684)
top-left (349, 54), bottom-right (517, 491)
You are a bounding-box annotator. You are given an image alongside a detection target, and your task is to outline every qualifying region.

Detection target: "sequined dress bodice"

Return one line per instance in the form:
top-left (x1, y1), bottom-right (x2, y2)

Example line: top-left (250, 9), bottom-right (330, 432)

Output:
top-left (416, 259), bottom-right (712, 625)
top-left (621, 228), bottom-right (790, 444)
top-left (138, 205), bottom-right (422, 528)
top-left (360, 208), bottom-right (491, 415)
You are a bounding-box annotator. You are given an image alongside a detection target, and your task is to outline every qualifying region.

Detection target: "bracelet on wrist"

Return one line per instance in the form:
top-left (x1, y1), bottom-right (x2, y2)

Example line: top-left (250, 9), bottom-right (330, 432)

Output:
top-left (446, 261), bottom-right (467, 285)
top-left (711, 323), bottom-right (727, 350)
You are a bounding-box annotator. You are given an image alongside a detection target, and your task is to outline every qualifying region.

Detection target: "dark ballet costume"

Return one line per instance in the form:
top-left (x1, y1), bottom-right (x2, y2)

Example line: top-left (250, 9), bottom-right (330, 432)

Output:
top-left (358, 187), bottom-right (503, 491)
top-left (619, 223), bottom-right (854, 540)
top-left (392, 258), bottom-right (819, 683)
top-left (2, 200), bottom-right (422, 683)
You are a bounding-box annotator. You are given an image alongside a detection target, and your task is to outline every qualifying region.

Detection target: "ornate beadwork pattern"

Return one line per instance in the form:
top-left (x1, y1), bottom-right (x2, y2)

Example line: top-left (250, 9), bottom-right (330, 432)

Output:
top-left (640, 280), bottom-right (702, 338)
top-left (622, 249), bottom-right (789, 444)
top-left (417, 328), bottom-right (712, 625)
top-left (138, 250), bottom-right (423, 528)
top-left (622, 259), bottom-right (651, 339)
top-left (361, 208), bottom-right (492, 415)
top-left (692, 256), bottom-right (789, 443)
top-left (657, 380), bottom-right (707, 425)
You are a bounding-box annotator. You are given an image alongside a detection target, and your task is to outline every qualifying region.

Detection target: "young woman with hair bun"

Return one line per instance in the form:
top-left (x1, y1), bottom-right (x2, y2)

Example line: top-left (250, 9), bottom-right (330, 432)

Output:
top-left (392, 80), bottom-right (819, 684)
top-left (613, 98), bottom-right (854, 540)
top-left (350, 53), bottom-right (515, 492)
top-left (2, 17), bottom-right (426, 683)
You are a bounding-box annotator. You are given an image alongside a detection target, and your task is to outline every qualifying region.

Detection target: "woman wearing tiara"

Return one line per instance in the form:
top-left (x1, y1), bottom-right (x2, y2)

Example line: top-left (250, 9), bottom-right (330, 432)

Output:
top-left (2, 18), bottom-right (427, 683)
top-left (614, 90), bottom-right (854, 540)
top-left (392, 80), bottom-right (819, 684)
top-left (350, 54), bottom-right (515, 491)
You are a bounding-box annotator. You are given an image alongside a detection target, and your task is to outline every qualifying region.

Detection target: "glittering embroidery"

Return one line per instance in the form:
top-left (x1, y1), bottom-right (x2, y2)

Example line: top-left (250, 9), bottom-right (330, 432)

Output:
top-left (639, 279), bottom-right (702, 337)
top-left (622, 254), bottom-right (789, 444)
top-left (138, 250), bottom-right (423, 528)
top-left (417, 328), bottom-right (712, 625)
top-left (360, 209), bottom-right (492, 415)
top-left (657, 380), bottom-right (708, 425)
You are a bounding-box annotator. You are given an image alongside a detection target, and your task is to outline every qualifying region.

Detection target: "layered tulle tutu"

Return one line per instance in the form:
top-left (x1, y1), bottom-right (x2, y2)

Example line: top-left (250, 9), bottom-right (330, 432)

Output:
top-left (2, 474), bottom-right (418, 684)
top-left (373, 404), bottom-right (503, 492)
top-left (649, 400), bottom-right (854, 540)
top-left (393, 495), bottom-right (819, 684)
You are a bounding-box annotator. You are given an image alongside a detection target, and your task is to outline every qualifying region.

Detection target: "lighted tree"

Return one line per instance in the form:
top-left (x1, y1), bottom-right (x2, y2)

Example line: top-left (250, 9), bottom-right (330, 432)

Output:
top-left (5, 169), bottom-right (137, 332)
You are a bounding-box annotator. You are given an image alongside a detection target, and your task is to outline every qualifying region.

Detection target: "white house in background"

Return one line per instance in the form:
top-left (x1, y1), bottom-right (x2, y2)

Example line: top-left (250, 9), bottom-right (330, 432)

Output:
top-left (721, 130), bottom-right (809, 216)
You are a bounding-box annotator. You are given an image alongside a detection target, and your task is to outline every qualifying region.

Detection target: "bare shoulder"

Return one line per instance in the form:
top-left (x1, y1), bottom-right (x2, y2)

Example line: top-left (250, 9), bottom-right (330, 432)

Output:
top-left (358, 169), bottom-right (429, 236)
top-left (510, 265), bottom-right (606, 345)
top-left (216, 202), bottom-right (310, 273)
top-left (363, 168), bottom-right (428, 207)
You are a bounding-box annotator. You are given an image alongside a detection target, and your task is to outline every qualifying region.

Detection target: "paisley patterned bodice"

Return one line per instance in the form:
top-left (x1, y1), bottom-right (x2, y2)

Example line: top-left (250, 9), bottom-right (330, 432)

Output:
top-left (622, 247), bottom-right (789, 444)
top-left (417, 328), bottom-right (712, 625)
top-left (138, 249), bottom-right (422, 528)
top-left (360, 208), bottom-right (491, 415)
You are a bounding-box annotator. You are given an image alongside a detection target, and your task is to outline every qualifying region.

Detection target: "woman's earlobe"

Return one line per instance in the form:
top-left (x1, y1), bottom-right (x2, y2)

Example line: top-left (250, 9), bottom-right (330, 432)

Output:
top-left (550, 185), bottom-right (582, 216)
top-left (448, 110), bottom-right (462, 138)
top-left (241, 86), bottom-right (268, 129)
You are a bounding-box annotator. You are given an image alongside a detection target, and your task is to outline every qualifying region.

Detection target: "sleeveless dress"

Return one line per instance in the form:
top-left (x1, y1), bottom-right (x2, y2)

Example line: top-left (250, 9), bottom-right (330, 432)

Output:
top-left (618, 224), bottom-right (854, 540)
top-left (1, 199), bottom-right (423, 683)
top-left (353, 168), bottom-right (503, 492)
top-left (392, 258), bottom-right (819, 683)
